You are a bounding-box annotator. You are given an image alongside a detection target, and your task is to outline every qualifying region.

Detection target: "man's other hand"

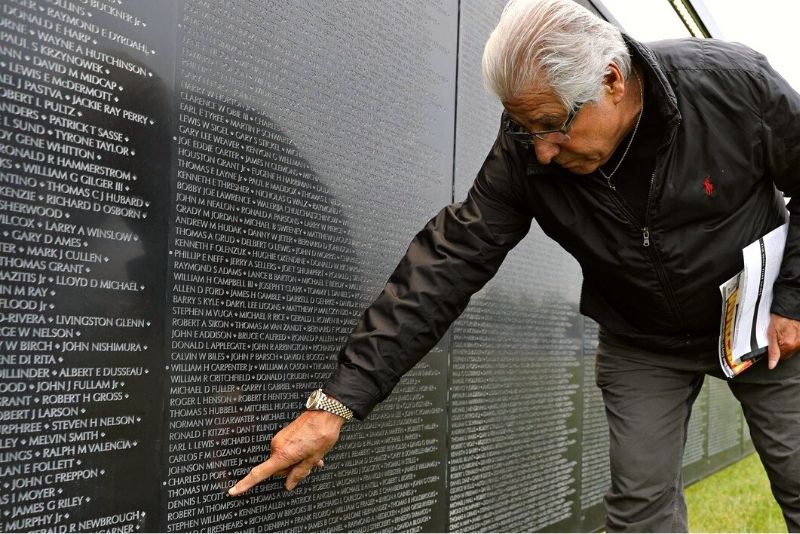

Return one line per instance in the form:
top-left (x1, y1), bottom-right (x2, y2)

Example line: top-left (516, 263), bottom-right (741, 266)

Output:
top-left (228, 409), bottom-right (345, 495)
top-left (767, 313), bottom-right (800, 369)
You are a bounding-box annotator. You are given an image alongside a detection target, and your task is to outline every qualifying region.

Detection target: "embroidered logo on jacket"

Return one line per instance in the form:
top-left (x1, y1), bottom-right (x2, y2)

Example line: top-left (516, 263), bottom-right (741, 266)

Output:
top-left (703, 176), bottom-right (715, 197)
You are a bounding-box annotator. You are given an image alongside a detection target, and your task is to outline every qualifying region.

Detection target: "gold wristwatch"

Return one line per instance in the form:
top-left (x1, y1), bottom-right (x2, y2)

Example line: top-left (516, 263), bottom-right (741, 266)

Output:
top-left (305, 389), bottom-right (353, 421)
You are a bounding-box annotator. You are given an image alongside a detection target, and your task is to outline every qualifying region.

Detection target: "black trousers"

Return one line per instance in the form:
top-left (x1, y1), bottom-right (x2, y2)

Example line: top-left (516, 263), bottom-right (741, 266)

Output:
top-left (596, 332), bottom-right (800, 532)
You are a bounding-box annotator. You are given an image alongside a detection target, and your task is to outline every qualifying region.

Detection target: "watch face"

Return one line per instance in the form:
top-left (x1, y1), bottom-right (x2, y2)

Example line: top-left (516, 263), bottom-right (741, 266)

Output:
top-left (306, 389), bottom-right (322, 409)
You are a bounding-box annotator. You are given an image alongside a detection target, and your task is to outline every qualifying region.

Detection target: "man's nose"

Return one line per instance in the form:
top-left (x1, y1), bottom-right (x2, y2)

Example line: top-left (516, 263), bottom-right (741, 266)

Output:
top-left (534, 139), bottom-right (560, 165)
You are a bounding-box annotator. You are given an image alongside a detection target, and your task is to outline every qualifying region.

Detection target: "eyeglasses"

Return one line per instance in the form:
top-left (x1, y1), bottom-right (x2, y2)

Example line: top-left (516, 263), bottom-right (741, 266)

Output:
top-left (503, 102), bottom-right (584, 145)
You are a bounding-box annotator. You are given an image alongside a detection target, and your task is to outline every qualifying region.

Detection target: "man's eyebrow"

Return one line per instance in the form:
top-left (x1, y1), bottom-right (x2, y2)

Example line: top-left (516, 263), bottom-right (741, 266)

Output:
top-left (524, 113), bottom-right (563, 127)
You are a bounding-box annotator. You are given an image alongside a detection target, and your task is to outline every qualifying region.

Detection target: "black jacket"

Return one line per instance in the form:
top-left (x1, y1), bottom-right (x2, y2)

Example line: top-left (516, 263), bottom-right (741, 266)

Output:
top-left (325, 37), bottom-right (800, 419)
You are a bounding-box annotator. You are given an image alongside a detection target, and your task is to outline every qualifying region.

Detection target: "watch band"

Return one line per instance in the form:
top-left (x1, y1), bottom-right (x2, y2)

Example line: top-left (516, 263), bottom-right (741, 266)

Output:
top-left (306, 389), bottom-right (353, 421)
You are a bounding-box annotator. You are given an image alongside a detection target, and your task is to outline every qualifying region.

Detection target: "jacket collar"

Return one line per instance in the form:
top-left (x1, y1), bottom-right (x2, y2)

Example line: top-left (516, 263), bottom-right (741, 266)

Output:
top-left (624, 34), bottom-right (682, 134)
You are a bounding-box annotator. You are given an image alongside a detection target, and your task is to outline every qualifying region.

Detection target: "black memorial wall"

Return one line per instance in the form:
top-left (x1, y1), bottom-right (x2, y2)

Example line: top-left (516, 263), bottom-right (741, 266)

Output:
top-left (0, 0), bottom-right (753, 531)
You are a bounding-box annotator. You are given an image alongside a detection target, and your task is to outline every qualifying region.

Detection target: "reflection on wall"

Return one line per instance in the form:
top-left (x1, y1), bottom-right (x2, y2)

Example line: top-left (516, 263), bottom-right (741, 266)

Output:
top-left (0, 0), bottom-right (752, 532)
top-left (163, 1), bottom-right (455, 527)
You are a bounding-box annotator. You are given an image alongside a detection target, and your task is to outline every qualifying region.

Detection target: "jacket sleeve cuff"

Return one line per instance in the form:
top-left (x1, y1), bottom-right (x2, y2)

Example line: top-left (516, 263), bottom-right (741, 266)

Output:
top-left (770, 283), bottom-right (800, 320)
top-left (322, 364), bottom-right (390, 420)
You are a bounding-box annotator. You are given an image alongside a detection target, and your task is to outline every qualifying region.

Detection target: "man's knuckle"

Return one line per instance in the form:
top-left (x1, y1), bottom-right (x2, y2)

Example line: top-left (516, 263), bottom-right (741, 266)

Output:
top-left (271, 449), bottom-right (294, 464)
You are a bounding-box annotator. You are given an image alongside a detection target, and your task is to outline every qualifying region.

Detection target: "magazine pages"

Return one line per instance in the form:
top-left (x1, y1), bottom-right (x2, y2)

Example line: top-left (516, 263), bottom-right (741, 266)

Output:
top-left (718, 223), bottom-right (789, 378)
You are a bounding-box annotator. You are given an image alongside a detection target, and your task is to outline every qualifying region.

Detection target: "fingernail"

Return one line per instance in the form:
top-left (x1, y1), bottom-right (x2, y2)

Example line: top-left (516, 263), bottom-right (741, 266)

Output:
top-left (227, 487), bottom-right (238, 497)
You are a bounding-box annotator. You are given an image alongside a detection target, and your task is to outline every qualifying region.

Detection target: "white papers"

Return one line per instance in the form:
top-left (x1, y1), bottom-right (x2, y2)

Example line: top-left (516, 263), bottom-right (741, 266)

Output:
top-left (735, 224), bottom-right (788, 354)
top-left (718, 222), bottom-right (788, 378)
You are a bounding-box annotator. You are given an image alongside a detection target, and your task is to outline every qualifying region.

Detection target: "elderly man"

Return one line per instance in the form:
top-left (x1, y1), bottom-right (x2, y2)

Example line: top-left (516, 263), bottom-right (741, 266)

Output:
top-left (230, 0), bottom-right (800, 530)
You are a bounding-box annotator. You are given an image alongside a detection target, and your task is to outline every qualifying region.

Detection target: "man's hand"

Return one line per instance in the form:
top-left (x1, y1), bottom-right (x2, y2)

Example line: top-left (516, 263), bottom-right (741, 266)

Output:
top-left (228, 409), bottom-right (345, 496)
top-left (767, 313), bottom-right (800, 369)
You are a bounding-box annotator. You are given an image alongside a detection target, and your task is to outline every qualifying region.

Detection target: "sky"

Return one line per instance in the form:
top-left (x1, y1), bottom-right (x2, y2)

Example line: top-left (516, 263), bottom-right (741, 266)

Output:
top-left (598, 0), bottom-right (800, 92)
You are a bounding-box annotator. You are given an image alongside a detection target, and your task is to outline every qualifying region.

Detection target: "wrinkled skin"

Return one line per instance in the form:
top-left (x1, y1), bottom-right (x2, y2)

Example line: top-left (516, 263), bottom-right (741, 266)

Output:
top-left (228, 409), bottom-right (344, 495)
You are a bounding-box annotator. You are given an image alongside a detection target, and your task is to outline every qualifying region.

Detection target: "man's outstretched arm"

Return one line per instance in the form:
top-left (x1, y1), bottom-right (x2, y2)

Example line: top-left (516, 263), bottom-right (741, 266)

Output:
top-left (229, 129), bottom-right (533, 495)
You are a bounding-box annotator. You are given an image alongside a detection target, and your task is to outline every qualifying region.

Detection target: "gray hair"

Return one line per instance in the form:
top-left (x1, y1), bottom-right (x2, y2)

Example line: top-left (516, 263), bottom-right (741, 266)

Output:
top-left (482, 0), bottom-right (631, 110)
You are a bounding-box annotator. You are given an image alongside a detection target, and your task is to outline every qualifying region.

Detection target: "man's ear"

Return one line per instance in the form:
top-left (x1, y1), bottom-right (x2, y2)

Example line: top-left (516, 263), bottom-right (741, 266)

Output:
top-left (603, 63), bottom-right (627, 104)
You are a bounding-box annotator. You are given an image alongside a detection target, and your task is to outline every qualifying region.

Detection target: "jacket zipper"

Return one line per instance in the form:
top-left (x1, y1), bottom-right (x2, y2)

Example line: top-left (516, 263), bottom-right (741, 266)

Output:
top-left (641, 169), bottom-right (656, 247)
top-left (603, 170), bottom-right (687, 331)
top-left (603, 175), bottom-right (651, 246)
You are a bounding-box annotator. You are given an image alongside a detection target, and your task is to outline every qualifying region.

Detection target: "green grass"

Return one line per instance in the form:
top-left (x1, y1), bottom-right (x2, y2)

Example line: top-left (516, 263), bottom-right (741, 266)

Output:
top-left (686, 453), bottom-right (785, 533)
